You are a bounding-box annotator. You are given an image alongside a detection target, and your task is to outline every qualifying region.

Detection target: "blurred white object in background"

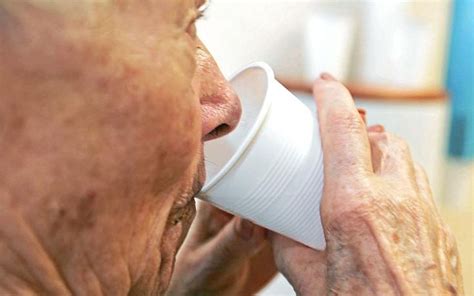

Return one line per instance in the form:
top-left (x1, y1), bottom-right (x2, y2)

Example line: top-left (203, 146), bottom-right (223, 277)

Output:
top-left (303, 12), bottom-right (355, 82)
top-left (354, 1), bottom-right (436, 88)
top-left (197, 1), bottom-right (316, 79)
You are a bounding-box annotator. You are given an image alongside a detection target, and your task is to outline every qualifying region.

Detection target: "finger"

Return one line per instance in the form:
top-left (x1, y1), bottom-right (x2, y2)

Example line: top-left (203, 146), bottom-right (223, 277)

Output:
top-left (413, 163), bottom-right (446, 272)
top-left (269, 233), bottom-right (327, 292)
top-left (313, 74), bottom-right (373, 182)
top-left (206, 206), bottom-right (234, 236)
top-left (413, 163), bottom-right (439, 215)
top-left (358, 108), bottom-right (367, 125)
top-left (241, 244), bottom-right (277, 295)
top-left (367, 125), bottom-right (386, 173)
top-left (199, 217), bottom-right (267, 271)
top-left (367, 124), bottom-right (385, 133)
top-left (368, 132), bottom-right (384, 174)
top-left (367, 131), bottom-right (417, 187)
top-left (441, 226), bottom-right (463, 292)
top-left (187, 201), bottom-right (234, 245)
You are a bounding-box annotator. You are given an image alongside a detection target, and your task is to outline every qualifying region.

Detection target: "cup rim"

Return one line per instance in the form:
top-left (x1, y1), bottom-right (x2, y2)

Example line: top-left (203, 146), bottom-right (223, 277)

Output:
top-left (202, 62), bottom-right (275, 192)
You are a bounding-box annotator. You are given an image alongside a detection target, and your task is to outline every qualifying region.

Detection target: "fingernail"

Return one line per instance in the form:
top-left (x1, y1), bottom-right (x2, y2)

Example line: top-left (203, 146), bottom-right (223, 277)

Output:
top-left (237, 218), bottom-right (254, 240)
top-left (358, 108), bottom-right (367, 124)
top-left (368, 124), bottom-right (385, 133)
top-left (320, 72), bottom-right (336, 81)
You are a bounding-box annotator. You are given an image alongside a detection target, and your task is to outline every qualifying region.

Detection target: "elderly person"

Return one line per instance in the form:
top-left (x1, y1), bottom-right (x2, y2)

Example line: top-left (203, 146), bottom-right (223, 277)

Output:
top-left (0, 0), bottom-right (463, 295)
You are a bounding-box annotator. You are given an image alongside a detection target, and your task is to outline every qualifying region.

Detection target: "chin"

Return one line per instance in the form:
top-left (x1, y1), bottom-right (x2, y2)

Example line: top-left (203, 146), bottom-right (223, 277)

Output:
top-left (157, 198), bottom-right (196, 294)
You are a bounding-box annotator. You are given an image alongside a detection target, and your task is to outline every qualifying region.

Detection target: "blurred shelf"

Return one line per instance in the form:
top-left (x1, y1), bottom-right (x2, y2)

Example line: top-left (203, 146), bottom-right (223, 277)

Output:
top-left (277, 78), bottom-right (448, 102)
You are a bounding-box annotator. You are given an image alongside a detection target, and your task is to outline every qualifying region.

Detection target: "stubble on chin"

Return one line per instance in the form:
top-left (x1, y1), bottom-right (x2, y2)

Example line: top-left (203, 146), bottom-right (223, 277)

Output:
top-left (154, 148), bottom-right (205, 293)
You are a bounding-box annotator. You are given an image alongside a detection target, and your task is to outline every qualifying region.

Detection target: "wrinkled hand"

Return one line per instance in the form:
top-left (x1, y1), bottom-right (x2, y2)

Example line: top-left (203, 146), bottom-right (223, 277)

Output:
top-left (167, 201), bottom-right (277, 296)
top-left (271, 74), bottom-right (464, 295)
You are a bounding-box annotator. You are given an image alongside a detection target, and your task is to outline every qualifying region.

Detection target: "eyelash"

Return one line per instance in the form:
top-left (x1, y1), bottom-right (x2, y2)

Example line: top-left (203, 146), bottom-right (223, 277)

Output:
top-left (196, 10), bottom-right (206, 20)
top-left (186, 2), bottom-right (208, 36)
top-left (197, 1), bottom-right (210, 20)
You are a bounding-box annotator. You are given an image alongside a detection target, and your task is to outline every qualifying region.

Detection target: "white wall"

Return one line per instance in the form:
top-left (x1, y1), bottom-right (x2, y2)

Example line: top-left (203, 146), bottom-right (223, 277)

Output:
top-left (198, 0), bottom-right (451, 87)
top-left (198, 0), bottom-right (317, 79)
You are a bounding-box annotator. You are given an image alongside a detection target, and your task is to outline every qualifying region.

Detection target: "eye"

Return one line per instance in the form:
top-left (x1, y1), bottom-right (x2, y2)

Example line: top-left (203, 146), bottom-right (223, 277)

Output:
top-left (186, 1), bottom-right (210, 37)
top-left (197, 0), bottom-right (210, 19)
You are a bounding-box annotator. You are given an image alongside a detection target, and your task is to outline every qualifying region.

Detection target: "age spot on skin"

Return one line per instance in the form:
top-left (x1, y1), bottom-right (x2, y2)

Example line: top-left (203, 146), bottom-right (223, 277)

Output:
top-left (447, 283), bottom-right (457, 295)
top-left (10, 117), bottom-right (25, 130)
top-left (96, 77), bottom-right (110, 91)
top-left (50, 207), bottom-right (68, 236)
top-left (392, 233), bottom-right (400, 244)
top-left (75, 190), bottom-right (97, 230)
top-left (53, 190), bottom-right (97, 232)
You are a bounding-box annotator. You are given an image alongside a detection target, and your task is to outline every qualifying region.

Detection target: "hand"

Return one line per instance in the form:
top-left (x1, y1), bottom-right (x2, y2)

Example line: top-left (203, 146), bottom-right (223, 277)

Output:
top-left (167, 201), bottom-right (277, 295)
top-left (270, 74), bottom-right (464, 295)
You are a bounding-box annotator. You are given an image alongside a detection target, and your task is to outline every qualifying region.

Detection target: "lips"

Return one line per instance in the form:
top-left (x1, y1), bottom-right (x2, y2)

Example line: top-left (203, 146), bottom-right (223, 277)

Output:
top-left (192, 148), bottom-right (206, 197)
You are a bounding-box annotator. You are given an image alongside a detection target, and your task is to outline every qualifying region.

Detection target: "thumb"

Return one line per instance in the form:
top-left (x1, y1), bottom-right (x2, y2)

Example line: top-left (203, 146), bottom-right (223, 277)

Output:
top-left (200, 217), bottom-right (266, 269)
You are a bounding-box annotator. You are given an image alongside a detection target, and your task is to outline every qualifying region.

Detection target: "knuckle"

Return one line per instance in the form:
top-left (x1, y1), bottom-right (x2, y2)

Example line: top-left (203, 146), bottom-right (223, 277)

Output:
top-left (399, 141), bottom-right (411, 156)
top-left (374, 132), bottom-right (413, 162)
top-left (390, 133), bottom-right (411, 154)
top-left (437, 224), bottom-right (461, 273)
top-left (327, 202), bottom-right (371, 234)
top-left (326, 108), bottom-right (364, 136)
top-left (326, 184), bottom-right (375, 230)
top-left (376, 131), bottom-right (390, 142)
top-left (443, 225), bottom-right (457, 244)
top-left (368, 131), bottom-right (389, 147)
top-left (414, 163), bottom-right (426, 175)
top-left (414, 163), bottom-right (430, 183)
top-left (386, 179), bottom-right (419, 203)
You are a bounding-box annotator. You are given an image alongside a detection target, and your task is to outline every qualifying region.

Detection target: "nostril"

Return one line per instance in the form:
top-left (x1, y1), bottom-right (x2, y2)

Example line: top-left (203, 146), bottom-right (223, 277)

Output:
top-left (212, 123), bottom-right (231, 137)
top-left (206, 124), bottom-right (231, 141)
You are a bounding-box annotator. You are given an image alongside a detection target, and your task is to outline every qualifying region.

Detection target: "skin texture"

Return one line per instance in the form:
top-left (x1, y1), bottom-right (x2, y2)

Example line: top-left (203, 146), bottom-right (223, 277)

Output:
top-left (0, 0), bottom-right (275, 295)
top-left (270, 74), bottom-right (464, 295)
top-left (0, 1), bottom-right (463, 295)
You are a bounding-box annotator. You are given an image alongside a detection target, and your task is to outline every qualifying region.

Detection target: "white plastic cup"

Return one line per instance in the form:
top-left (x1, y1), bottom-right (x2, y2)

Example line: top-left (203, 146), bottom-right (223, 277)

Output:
top-left (199, 62), bottom-right (325, 250)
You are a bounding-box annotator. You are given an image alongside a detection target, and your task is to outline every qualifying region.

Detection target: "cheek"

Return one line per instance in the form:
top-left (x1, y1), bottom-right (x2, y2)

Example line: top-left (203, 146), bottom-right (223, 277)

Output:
top-left (154, 94), bottom-right (202, 178)
top-left (79, 30), bottom-right (201, 189)
top-left (149, 37), bottom-right (201, 181)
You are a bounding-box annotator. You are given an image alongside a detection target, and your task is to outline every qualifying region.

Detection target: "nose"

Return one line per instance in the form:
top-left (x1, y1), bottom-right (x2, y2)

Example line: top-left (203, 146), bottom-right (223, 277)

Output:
top-left (195, 41), bottom-right (242, 142)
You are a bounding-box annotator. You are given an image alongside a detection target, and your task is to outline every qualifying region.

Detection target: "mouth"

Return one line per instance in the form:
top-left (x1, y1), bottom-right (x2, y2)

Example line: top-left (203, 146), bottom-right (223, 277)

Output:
top-left (193, 149), bottom-right (206, 197)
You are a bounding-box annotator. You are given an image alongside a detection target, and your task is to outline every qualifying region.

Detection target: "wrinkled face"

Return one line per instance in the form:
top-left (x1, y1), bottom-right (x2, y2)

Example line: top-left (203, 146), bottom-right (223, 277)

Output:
top-left (0, 0), bottom-right (240, 293)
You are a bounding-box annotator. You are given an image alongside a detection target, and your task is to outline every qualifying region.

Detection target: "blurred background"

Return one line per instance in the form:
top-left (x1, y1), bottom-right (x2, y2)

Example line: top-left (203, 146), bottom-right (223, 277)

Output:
top-left (197, 0), bottom-right (473, 294)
